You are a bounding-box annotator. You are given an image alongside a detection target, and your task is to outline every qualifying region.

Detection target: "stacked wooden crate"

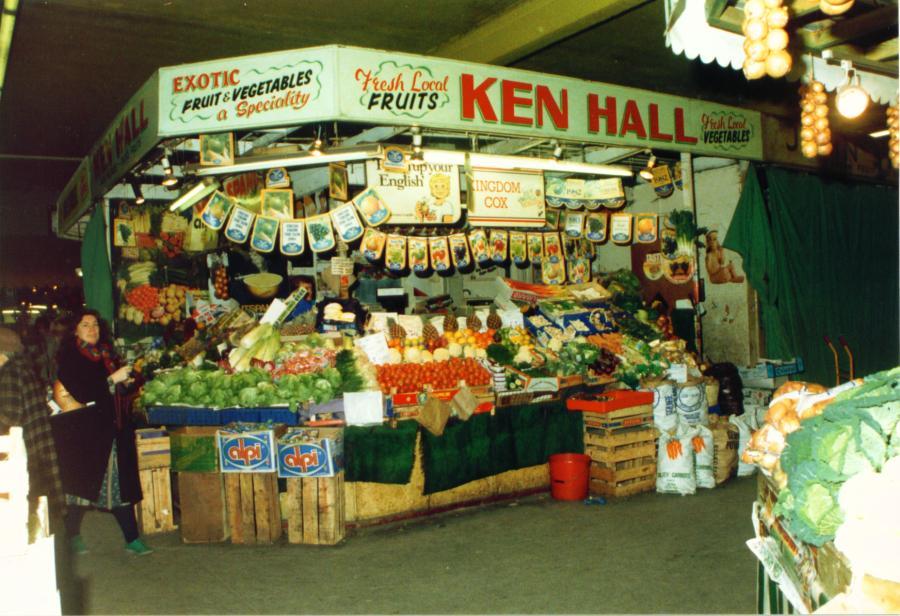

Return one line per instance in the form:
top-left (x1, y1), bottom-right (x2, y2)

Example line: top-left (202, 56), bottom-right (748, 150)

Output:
top-left (583, 404), bottom-right (657, 498)
top-left (284, 472), bottom-right (345, 545)
top-left (134, 428), bottom-right (176, 535)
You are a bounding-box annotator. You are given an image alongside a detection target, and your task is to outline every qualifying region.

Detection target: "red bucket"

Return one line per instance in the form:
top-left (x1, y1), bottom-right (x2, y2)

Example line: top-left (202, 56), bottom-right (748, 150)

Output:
top-left (549, 453), bottom-right (590, 501)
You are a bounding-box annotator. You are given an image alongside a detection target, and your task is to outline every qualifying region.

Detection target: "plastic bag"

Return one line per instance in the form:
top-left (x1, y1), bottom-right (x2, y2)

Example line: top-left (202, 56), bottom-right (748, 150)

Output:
top-left (656, 426), bottom-right (697, 495)
top-left (693, 424), bottom-right (715, 489)
top-left (729, 413), bottom-right (757, 477)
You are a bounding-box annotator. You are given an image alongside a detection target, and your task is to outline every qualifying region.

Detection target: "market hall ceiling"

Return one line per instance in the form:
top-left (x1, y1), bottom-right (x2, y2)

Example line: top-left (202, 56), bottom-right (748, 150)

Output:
top-left (0, 0), bottom-right (897, 232)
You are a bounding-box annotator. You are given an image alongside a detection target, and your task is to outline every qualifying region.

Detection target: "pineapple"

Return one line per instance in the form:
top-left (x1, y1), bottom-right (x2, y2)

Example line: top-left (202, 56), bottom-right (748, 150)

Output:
top-left (486, 308), bottom-right (502, 331)
top-left (388, 318), bottom-right (407, 341)
top-left (443, 310), bottom-right (459, 333)
top-left (422, 319), bottom-right (440, 345)
top-left (467, 310), bottom-right (482, 332)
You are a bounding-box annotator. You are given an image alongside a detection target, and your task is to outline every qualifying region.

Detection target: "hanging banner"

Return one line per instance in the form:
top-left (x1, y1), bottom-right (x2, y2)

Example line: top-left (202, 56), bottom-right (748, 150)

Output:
top-left (544, 177), bottom-right (624, 210)
top-left (429, 236), bottom-right (451, 272)
top-left (468, 228), bottom-right (490, 266)
top-left (543, 232), bottom-right (563, 265)
top-left (635, 214), bottom-right (658, 244)
top-left (673, 162), bottom-right (683, 190)
top-left (568, 257), bottom-right (589, 284)
top-left (595, 178), bottom-right (626, 209)
top-left (364, 159), bottom-right (462, 224)
top-left (266, 167), bottom-right (291, 189)
top-left (250, 216), bottom-right (279, 253)
top-left (509, 231), bottom-right (527, 266)
top-left (260, 188), bottom-right (294, 220)
top-left (352, 187), bottom-right (391, 226)
top-left (541, 256), bottom-right (565, 285)
top-left (329, 202), bottom-right (365, 242)
top-left (200, 191), bottom-right (235, 230)
top-left (468, 168), bottom-right (545, 228)
top-left (224, 206), bottom-right (255, 244)
top-left (563, 211), bottom-right (585, 239)
top-left (306, 213), bottom-right (336, 253)
top-left (361, 228), bottom-right (387, 262)
top-left (280, 220), bottom-right (305, 256)
top-left (448, 233), bottom-right (471, 269)
top-left (385, 235), bottom-right (407, 272)
top-left (490, 230), bottom-right (508, 264)
top-left (610, 213), bottom-right (633, 245)
top-left (643, 253), bottom-right (665, 281)
top-left (585, 212), bottom-right (608, 243)
top-left (527, 232), bottom-right (544, 262)
top-left (652, 165), bottom-right (675, 198)
top-left (408, 237), bottom-right (430, 273)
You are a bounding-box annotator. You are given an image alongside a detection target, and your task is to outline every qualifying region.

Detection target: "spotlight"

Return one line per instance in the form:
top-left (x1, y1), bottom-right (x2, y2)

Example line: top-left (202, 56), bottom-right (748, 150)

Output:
top-left (639, 152), bottom-right (657, 181)
top-left (311, 130), bottom-right (323, 156)
top-left (552, 140), bottom-right (563, 160)
top-left (835, 61), bottom-right (869, 119)
top-left (160, 151), bottom-right (178, 187)
top-left (130, 178), bottom-right (145, 204)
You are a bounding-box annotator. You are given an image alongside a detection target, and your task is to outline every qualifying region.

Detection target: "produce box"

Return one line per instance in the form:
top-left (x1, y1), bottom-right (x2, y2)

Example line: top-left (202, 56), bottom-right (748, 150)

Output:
top-left (135, 428), bottom-right (171, 470)
top-left (277, 427), bottom-right (344, 478)
top-left (169, 426), bottom-right (220, 473)
top-left (567, 390), bottom-right (654, 414)
top-left (494, 278), bottom-right (561, 307)
top-left (739, 358), bottom-right (802, 389)
top-left (216, 423), bottom-right (288, 473)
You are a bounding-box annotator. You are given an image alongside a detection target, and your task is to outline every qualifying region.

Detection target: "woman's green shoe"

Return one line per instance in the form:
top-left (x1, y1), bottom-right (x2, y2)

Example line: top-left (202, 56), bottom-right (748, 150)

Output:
top-left (70, 535), bottom-right (88, 555)
top-left (124, 538), bottom-right (153, 556)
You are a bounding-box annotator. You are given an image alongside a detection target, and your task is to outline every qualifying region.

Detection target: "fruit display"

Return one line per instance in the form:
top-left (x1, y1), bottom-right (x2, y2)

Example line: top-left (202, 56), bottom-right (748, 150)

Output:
top-left (888, 104), bottom-right (899, 169)
top-left (799, 80), bottom-right (833, 158)
top-left (375, 357), bottom-right (492, 394)
top-left (741, 0), bottom-right (792, 80)
top-left (158, 231), bottom-right (185, 258)
top-left (212, 266), bottom-right (229, 299)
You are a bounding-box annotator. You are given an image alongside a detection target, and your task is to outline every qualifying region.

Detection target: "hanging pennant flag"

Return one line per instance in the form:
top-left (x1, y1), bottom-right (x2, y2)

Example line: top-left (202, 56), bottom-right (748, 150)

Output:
top-left (595, 178), bottom-right (626, 210)
top-left (429, 236), bottom-right (451, 272)
top-left (635, 214), bottom-right (658, 244)
top-left (527, 232), bottom-right (544, 263)
top-left (490, 230), bottom-right (508, 264)
top-left (306, 213), bottom-right (336, 253)
top-left (250, 215), bottom-right (279, 253)
top-left (543, 232), bottom-right (563, 265)
top-left (509, 231), bottom-right (527, 266)
top-left (642, 253), bottom-right (664, 281)
top-left (541, 256), bottom-right (566, 285)
top-left (260, 188), bottom-right (295, 220)
top-left (468, 228), bottom-right (490, 266)
top-left (563, 211), bottom-right (585, 239)
top-left (225, 205), bottom-right (255, 244)
top-left (448, 233), bottom-right (471, 269)
top-left (568, 256), bottom-right (589, 284)
top-left (353, 187), bottom-right (391, 226)
top-left (266, 167), bottom-right (291, 189)
top-left (280, 219), bottom-right (305, 256)
top-left (673, 162), bottom-right (683, 190)
top-left (610, 213), bottom-right (633, 245)
top-left (329, 202), bottom-right (365, 243)
top-left (361, 228), bottom-right (387, 262)
top-left (585, 212), bottom-right (608, 243)
top-left (408, 236), bottom-right (430, 274)
top-left (651, 165), bottom-right (675, 198)
top-left (200, 191), bottom-right (235, 231)
top-left (385, 235), bottom-right (407, 273)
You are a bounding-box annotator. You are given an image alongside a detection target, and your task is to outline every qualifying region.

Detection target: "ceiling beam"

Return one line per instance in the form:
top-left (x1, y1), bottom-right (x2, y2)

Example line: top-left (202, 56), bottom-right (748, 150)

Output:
top-left (430, 0), bottom-right (649, 65)
top-left (798, 6), bottom-right (899, 51)
top-left (865, 37), bottom-right (899, 62)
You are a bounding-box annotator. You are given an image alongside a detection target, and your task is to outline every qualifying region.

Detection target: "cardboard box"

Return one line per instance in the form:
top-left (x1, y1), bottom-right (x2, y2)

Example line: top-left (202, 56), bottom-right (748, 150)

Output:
top-left (216, 424), bottom-right (287, 473)
top-left (277, 427), bottom-right (344, 478)
top-left (169, 426), bottom-right (219, 473)
top-left (744, 386), bottom-right (774, 407)
top-left (739, 358), bottom-right (803, 389)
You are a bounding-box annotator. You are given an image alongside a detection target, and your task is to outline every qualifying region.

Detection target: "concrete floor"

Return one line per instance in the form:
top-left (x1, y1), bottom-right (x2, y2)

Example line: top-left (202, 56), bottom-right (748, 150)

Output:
top-left (59, 476), bottom-right (758, 614)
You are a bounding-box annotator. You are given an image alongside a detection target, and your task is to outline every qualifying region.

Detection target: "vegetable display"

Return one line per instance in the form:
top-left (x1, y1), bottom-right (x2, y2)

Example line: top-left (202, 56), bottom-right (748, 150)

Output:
top-left (376, 358), bottom-right (492, 394)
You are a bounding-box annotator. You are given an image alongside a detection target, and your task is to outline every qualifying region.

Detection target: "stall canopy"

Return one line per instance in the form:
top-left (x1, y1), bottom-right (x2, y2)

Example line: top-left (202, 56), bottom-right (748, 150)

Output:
top-left (725, 164), bottom-right (899, 385)
top-left (55, 44), bottom-right (766, 238)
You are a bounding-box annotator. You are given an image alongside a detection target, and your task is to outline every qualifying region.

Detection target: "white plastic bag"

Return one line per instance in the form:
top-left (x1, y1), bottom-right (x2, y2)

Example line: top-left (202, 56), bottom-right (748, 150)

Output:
top-left (656, 425), bottom-right (697, 495)
top-left (693, 424), bottom-right (715, 489)
top-left (645, 379), bottom-right (677, 432)
top-left (729, 413), bottom-right (757, 477)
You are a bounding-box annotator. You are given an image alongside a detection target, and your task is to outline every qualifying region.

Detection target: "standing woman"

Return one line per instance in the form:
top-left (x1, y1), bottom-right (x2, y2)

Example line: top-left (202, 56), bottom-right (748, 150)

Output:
top-left (54, 309), bottom-right (152, 555)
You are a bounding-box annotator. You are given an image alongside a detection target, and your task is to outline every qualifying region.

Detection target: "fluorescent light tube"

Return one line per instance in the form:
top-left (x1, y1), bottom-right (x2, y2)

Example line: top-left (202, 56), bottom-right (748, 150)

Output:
top-left (168, 179), bottom-right (220, 212)
top-left (869, 129), bottom-right (890, 138)
top-left (468, 152), bottom-right (632, 177)
top-left (193, 145), bottom-right (382, 176)
top-left (420, 149), bottom-right (467, 165)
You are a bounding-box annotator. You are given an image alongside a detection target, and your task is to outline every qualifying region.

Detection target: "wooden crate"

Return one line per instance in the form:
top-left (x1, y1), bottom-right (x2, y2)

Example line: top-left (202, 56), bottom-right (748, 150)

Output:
top-left (285, 472), bottom-right (345, 545)
top-left (584, 426), bottom-right (657, 463)
top-left (224, 473), bottom-right (282, 545)
top-left (177, 472), bottom-right (229, 543)
top-left (135, 467), bottom-right (176, 535)
top-left (584, 424), bottom-right (656, 499)
top-left (589, 475), bottom-right (656, 498)
top-left (582, 406), bottom-right (654, 430)
top-left (135, 428), bottom-right (171, 470)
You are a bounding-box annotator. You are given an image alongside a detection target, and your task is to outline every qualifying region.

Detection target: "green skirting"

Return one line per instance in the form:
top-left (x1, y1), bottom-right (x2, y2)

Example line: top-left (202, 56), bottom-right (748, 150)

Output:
top-left (344, 401), bottom-right (584, 494)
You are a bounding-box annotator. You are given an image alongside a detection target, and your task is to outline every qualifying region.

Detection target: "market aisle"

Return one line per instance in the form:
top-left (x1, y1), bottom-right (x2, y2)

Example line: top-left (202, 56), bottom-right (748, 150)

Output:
top-left (65, 476), bottom-right (757, 614)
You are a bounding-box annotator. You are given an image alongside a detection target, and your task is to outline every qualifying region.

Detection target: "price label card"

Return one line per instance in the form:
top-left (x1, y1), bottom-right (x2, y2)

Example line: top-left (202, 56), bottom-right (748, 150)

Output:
top-left (354, 332), bottom-right (391, 365)
top-left (397, 315), bottom-right (423, 338)
top-left (331, 257), bottom-right (354, 276)
top-left (367, 312), bottom-right (398, 334)
top-left (667, 363), bottom-right (688, 383)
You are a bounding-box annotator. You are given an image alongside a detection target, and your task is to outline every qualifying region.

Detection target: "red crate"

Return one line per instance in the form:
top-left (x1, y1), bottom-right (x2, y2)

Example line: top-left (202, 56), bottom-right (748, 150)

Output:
top-left (566, 390), bottom-right (653, 413)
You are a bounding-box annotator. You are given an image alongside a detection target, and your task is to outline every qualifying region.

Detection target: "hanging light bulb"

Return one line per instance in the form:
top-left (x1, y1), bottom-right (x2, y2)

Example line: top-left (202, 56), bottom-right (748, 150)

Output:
top-left (410, 126), bottom-right (423, 160)
top-left (311, 129), bottom-right (323, 156)
top-left (130, 178), bottom-right (145, 204)
top-left (639, 152), bottom-right (657, 181)
top-left (835, 62), bottom-right (869, 119)
top-left (160, 151), bottom-right (178, 187)
top-left (551, 140), bottom-right (563, 160)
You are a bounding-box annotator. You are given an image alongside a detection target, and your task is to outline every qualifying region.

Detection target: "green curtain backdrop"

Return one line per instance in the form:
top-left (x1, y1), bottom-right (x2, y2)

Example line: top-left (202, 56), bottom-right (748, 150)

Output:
top-left (725, 165), bottom-right (899, 385)
top-left (81, 207), bottom-right (115, 324)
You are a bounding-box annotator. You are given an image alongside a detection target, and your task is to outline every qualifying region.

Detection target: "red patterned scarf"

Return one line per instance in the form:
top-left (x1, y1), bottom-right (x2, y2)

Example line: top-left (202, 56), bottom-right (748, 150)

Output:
top-left (76, 339), bottom-right (118, 375)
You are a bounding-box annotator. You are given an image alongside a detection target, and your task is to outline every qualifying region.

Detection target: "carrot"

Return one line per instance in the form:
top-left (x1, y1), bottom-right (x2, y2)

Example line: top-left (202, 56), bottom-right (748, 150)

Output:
top-left (691, 435), bottom-right (705, 454)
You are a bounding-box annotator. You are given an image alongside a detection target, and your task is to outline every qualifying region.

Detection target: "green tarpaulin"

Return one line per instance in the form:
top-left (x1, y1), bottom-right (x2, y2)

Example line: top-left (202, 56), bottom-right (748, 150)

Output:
top-left (81, 207), bottom-right (115, 324)
top-left (343, 402), bottom-right (584, 494)
top-left (725, 165), bottom-right (899, 385)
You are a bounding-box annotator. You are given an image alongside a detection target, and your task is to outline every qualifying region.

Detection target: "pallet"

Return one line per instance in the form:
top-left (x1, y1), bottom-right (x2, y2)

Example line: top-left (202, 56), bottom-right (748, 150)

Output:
top-left (224, 473), bottom-right (282, 545)
top-left (589, 476), bottom-right (655, 498)
top-left (285, 472), bottom-right (345, 545)
top-left (582, 406), bottom-right (653, 430)
top-left (135, 428), bottom-right (171, 470)
top-left (177, 472), bottom-right (229, 543)
top-left (589, 457), bottom-right (656, 483)
top-left (135, 468), bottom-right (176, 535)
top-left (584, 426), bottom-right (657, 464)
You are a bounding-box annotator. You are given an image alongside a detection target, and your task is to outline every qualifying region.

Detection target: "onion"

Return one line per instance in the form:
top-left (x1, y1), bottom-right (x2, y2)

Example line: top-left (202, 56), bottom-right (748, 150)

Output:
top-left (814, 103), bottom-right (829, 118)
top-left (817, 143), bottom-right (833, 156)
top-left (891, 141), bottom-right (900, 154)
top-left (767, 6), bottom-right (789, 28)
top-left (801, 113), bottom-right (815, 126)
top-left (814, 116), bottom-right (830, 131)
top-left (800, 127), bottom-right (815, 141)
top-left (766, 28), bottom-right (789, 51)
top-left (765, 49), bottom-right (792, 78)
top-left (802, 141), bottom-right (819, 158)
top-left (743, 0), bottom-right (768, 19)
top-left (815, 130), bottom-right (832, 145)
top-left (802, 101), bottom-right (815, 114)
top-left (744, 39), bottom-right (769, 62)
top-left (744, 18), bottom-right (769, 41)
top-left (811, 81), bottom-right (825, 93)
top-left (743, 59), bottom-right (767, 80)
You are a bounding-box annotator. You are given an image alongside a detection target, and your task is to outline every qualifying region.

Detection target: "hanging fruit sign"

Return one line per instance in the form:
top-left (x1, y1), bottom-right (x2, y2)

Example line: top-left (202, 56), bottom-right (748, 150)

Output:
top-left (585, 212), bottom-right (608, 243)
top-left (280, 220), bottom-right (305, 256)
top-left (468, 228), bottom-right (490, 266)
top-left (306, 214), bottom-right (336, 253)
top-left (509, 231), bottom-right (527, 266)
top-left (429, 236), bottom-right (451, 272)
top-left (361, 228), bottom-right (386, 262)
top-left (353, 187), bottom-right (391, 226)
top-left (448, 234), bottom-right (471, 269)
top-left (468, 168), bottom-right (545, 227)
top-left (329, 202), bottom-right (364, 242)
top-left (408, 237), bottom-right (429, 274)
top-left (527, 232), bottom-right (544, 262)
top-left (385, 235), bottom-right (407, 272)
top-left (250, 216), bottom-right (279, 253)
top-left (225, 206), bottom-right (255, 244)
top-left (200, 191), bottom-right (235, 231)
top-left (634, 214), bottom-right (658, 244)
top-left (490, 229), bottom-right (508, 264)
top-left (364, 159), bottom-right (461, 224)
